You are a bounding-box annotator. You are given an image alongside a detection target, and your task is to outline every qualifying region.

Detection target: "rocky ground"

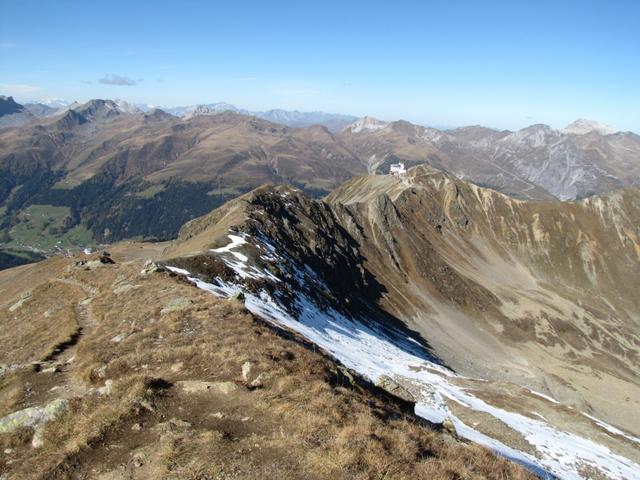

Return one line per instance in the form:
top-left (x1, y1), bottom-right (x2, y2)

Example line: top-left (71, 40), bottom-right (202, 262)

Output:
top-left (0, 248), bottom-right (533, 479)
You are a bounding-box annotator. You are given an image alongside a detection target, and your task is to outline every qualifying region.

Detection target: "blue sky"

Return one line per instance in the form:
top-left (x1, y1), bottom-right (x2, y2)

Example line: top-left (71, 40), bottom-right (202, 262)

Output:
top-left (1, 0), bottom-right (638, 131)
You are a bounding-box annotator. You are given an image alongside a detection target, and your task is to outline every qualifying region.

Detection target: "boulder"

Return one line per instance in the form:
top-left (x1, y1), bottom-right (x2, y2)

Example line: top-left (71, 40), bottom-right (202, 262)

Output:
top-left (442, 416), bottom-right (458, 436)
top-left (249, 372), bottom-right (268, 388)
top-left (141, 260), bottom-right (164, 276)
top-left (9, 291), bottom-right (32, 312)
top-left (110, 333), bottom-right (126, 343)
top-left (0, 398), bottom-right (69, 434)
top-left (160, 297), bottom-right (193, 315)
top-left (99, 251), bottom-right (115, 264)
top-left (113, 283), bottom-right (141, 295)
top-left (98, 380), bottom-right (113, 395)
top-left (375, 375), bottom-right (416, 403)
top-left (241, 361), bottom-right (253, 382)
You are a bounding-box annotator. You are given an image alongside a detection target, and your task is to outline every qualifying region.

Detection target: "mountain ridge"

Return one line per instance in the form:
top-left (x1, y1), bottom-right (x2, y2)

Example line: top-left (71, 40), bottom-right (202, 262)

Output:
top-left (0, 98), bottom-right (638, 269)
top-left (0, 96), bottom-right (35, 128)
top-left (157, 166), bottom-right (640, 478)
top-left (23, 98), bottom-right (358, 132)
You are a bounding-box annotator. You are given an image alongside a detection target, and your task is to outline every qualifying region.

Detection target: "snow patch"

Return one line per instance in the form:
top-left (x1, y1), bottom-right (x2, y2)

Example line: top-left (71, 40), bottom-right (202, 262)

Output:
top-left (166, 233), bottom-right (640, 480)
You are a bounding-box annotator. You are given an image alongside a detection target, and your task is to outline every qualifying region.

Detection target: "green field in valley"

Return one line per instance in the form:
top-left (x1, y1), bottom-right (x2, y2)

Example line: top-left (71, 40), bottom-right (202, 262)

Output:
top-left (6, 204), bottom-right (94, 252)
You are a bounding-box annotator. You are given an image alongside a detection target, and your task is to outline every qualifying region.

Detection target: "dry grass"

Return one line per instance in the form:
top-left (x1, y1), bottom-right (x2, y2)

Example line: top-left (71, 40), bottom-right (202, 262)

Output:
top-left (0, 280), bottom-right (82, 365)
top-left (0, 256), bottom-right (535, 479)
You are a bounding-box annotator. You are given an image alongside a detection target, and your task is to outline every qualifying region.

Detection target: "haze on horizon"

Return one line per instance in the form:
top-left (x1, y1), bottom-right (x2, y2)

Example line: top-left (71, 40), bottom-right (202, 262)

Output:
top-left (1, 0), bottom-right (638, 132)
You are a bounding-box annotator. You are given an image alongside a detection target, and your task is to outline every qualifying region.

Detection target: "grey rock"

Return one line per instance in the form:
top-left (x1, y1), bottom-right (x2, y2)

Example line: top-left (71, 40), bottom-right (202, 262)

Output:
top-left (375, 375), bottom-right (416, 403)
top-left (250, 372), bottom-right (268, 388)
top-left (9, 291), bottom-right (32, 312)
top-left (141, 260), bottom-right (164, 276)
top-left (110, 333), bottom-right (126, 343)
top-left (113, 283), bottom-right (141, 295)
top-left (241, 361), bottom-right (253, 382)
top-left (41, 365), bottom-right (60, 374)
top-left (98, 379), bottom-right (113, 395)
top-left (160, 297), bottom-right (193, 315)
top-left (0, 398), bottom-right (69, 434)
top-left (442, 416), bottom-right (458, 435)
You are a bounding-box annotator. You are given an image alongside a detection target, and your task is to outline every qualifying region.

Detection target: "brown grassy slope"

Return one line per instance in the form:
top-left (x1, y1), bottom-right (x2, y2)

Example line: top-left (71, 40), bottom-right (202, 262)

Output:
top-left (328, 167), bottom-right (640, 432)
top-left (326, 167), bottom-right (640, 432)
top-left (0, 253), bottom-right (534, 480)
top-left (0, 109), bottom-right (366, 194)
top-left (162, 167), bottom-right (640, 436)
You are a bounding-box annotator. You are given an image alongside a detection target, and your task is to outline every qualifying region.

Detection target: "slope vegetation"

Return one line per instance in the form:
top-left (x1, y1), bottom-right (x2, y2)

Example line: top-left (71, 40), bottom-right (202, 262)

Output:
top-left (0, 247), bottom-right (533, 479)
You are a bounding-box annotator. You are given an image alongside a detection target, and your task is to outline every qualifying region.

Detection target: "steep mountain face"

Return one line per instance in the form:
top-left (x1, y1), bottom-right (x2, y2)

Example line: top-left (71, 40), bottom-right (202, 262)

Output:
top-left (179, 102), bottom-right (240, 118)
top-left (164, 102), bottom-right (241, 117)
top-left (161, 166), bottom-right (640, 479)
top-left (257, 109), bottom-right (357, 131)
top-left (0, 96), bottom-right (35, 128)
top-left (342, 116), bottom-right (389, 133)
top-left (338, 117), bottom-right (640, 201)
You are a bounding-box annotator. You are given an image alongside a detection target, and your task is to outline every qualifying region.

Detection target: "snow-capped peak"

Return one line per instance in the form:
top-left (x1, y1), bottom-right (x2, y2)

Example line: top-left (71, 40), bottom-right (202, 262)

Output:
top-left (32, 98), bottom-right (72, 109)
top-left (183, 102), bottom-right (240, 119)
top-left (561, 119), bottom-right (618, 136)
top-left (114, 99), bottom-right (142, 114)
top-left (344, 116), bottom-right (389, 133)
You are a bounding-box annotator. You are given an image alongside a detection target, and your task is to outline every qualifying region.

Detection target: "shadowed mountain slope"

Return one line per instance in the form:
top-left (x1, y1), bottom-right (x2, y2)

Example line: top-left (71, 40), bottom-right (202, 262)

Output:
top-left (158, 166), bottom-right (640, 478)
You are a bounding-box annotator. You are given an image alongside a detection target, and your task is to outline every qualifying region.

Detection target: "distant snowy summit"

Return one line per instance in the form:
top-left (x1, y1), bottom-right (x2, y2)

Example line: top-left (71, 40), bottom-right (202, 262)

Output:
top-left (170, 102), bottom-right (241, 118)
top-left (18, 97), bottom-right (356, 131)
top-left (32, 98), bottom-right (73, 109)
top-left (561, 118), bottom-right (618, 136)
top-left (343, 116), bottom-right (389, 133)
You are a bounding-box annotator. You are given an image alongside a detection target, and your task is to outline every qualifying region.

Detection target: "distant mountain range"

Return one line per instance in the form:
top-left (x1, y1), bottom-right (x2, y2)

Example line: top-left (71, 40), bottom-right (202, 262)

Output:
top-left (12, 97), bottom-right (358, 132)
top-left (341, 116), bottom-right (639, 200)
top-left (0, 96), bottom-right (638, 265)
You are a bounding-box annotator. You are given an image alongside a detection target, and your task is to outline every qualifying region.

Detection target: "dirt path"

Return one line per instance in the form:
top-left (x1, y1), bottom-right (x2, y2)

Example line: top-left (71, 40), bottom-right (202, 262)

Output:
top-left (39, 278), bottom-right (99, 399)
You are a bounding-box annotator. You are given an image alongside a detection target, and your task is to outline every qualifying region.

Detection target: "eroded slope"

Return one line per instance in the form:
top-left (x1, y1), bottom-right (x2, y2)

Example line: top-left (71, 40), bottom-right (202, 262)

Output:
top-left (160, 167), bottom-right (640, 478)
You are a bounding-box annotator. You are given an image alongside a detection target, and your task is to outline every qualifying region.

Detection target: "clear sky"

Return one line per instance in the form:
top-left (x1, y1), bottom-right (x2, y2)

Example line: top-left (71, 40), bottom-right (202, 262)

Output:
top-left (1, 0), bottom-right (638, 131)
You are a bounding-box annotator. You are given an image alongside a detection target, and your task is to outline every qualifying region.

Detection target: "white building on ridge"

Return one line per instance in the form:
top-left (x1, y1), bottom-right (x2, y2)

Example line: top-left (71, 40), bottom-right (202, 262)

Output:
top-left (389, 162), bottom-right (406, 175)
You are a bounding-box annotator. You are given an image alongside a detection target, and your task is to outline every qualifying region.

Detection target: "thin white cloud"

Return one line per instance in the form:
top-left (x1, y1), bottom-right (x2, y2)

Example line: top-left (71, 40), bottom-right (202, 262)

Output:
top-left (99, 74), bottom-right (138, 86)
top-left (0, 83), bottom-right (42, 95)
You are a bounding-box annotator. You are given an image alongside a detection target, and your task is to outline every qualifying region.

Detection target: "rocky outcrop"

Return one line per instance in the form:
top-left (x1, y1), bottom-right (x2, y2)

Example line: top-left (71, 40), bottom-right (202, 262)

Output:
top-left (0, 398), bottom-right (68, 435)
top-left (375, 375), bottom-right (416, 403)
